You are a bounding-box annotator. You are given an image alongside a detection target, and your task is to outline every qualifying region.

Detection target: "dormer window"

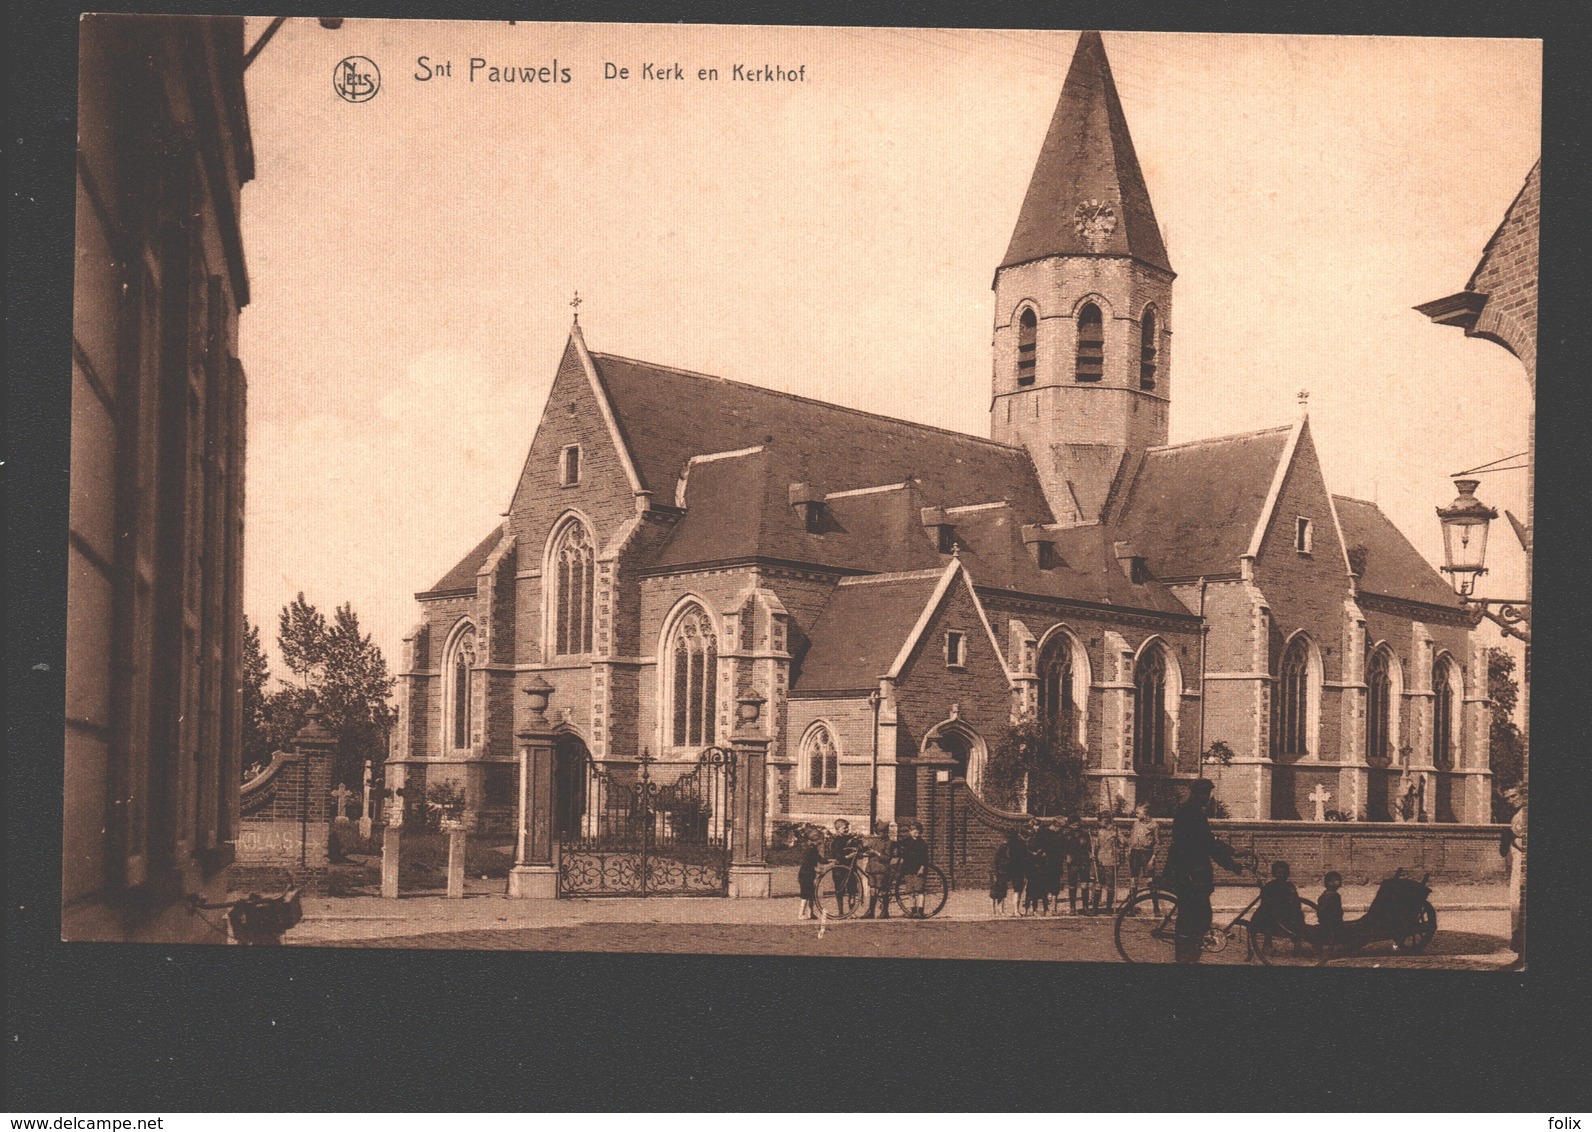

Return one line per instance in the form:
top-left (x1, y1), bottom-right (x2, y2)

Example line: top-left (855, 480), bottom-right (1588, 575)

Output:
top-left (945, 630), bottom-right (967, 669)
top-left (1296, 517), bottom-right (1314, 555)
top-left (1017, 307), bottom-right (1038, 386)
top-left (789, 483), bottom-right (824, 533)
top-left (559, 444), bottom-right (581, 487)
top-left (1075, 303), bottom-right (1104, 382)
top-left (1140, 306), bottom-right (1158, 390)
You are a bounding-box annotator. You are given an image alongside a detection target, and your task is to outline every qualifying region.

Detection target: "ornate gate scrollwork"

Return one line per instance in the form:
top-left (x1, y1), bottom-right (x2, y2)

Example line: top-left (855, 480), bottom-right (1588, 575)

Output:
top-left (556, 747), bottom-right (736, 897)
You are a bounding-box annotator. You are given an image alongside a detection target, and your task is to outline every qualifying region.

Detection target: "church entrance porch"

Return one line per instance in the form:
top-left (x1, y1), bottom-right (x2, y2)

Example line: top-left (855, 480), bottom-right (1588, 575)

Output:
top-left (555, 748), bottom-right (736, 897)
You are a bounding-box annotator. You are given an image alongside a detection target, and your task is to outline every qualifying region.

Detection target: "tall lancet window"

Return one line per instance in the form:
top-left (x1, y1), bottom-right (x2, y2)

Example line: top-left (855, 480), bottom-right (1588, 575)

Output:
top-left (1431, 655), bottom-right (1456, 769)
top-left (1275, 635), bottom-right (1312, 761)
top-left (1037, 634), bottom-right (1074, 747)
top-left (447, 624), bottom-right (477, 751)
top-left (668, 604), bottom-right (718, 749)
top-left (1075, 303), bottom-right (1104, 383)
top-left (1133, 644), bottom-right (1168, 767)
top-left (552, 519), bottom-right (595, 655)
top-left (1366, 648), bottom-right (1393, 763)
top-left (1017, 307), bottom-right (1038, 386)
top-left (1139, 306), bottom-right (1158, 390)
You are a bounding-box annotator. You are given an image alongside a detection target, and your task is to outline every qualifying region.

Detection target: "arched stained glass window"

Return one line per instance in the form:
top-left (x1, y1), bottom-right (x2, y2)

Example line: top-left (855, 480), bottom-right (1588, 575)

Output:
top-left (1076, 303), bottom-right (1104, 383)
top-left (803, 724), bottom-right (839, 790)
top-left (1133, 644), bottom-right (1168, 768)
top-left (448, 624), bottom-right (477, 751)
top-left (552, 520), bottom-right (595, 655)
top-left (669, 604), bottom-right (718, 749)
top-left (1431, 655), bottom-right (1456, 769)
top-left (1275, 635), bottom-right (1312, 761)
top-left (1367, 648), bottom-right (1393, 763)
top-left (1038, 634), bottom-right (1074, 746)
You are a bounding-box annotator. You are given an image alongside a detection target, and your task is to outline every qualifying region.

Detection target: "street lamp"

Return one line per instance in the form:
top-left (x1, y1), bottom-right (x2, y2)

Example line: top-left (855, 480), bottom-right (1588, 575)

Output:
top-left (1436, 478), bottom-right (1497, 597)
top-left (1435, 476), bottom-right (1530, 643)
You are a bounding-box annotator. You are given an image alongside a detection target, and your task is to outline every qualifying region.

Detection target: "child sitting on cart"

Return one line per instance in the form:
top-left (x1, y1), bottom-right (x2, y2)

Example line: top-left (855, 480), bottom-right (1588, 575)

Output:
top-left (1251, 860), bottom-right (1306, 953)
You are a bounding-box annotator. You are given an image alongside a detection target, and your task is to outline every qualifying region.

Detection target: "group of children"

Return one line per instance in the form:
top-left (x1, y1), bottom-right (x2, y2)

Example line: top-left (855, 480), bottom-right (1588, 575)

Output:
top-left (989, 805), bottom-right (1162, 917)
top-left (796, 817), bottom-right (932, 920)
top-left (797, 809), bottom-right (1354, 939)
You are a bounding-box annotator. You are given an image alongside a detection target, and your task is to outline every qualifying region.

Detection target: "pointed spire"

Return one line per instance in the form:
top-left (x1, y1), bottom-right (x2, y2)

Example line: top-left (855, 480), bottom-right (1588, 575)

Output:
top-left (1000, 31), bottom-right (1172, 274)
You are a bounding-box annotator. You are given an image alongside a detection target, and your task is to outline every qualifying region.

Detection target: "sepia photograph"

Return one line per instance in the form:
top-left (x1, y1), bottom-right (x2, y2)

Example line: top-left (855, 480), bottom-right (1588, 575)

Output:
top-left (63, 18), bottom-right (1539, 970)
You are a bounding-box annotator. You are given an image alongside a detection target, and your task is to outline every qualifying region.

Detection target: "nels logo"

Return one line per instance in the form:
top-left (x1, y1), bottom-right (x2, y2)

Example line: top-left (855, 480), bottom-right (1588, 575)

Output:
top-left (333, 56), bottom-right (381, 103)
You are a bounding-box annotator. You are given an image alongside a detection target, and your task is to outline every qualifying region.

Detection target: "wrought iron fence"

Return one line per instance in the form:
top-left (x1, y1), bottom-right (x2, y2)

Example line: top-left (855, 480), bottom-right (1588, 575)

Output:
top-left (557, 747), bottom-right (735, 896)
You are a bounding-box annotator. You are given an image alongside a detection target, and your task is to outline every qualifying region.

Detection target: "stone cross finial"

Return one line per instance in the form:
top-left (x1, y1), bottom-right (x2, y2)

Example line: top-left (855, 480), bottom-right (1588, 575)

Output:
top-left (1297, 389), bottom-right (1310, 416)
top-left (570, 291), bottom-right (582, 322)
top-left (1309, 782), bottom-right (1331, 822)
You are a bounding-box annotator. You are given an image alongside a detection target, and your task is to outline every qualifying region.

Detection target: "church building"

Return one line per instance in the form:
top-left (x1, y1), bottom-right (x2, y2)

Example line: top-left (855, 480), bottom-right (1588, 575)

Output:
top-left (388, 32), bottom-right (1490, 833)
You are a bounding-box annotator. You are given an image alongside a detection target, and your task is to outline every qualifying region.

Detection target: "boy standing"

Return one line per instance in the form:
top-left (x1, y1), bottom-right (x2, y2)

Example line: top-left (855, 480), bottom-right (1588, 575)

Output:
top-left (896, 821), bottom-right (931, 918)
top-left (1091, 809), bottom-right (1125, 915)
top-left (1126, 804), bottom-right (1160, 901)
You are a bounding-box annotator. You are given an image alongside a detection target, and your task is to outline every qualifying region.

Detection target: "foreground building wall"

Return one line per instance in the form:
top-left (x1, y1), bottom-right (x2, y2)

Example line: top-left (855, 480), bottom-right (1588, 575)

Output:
top-left (66, 15), bottom-right (253, 941)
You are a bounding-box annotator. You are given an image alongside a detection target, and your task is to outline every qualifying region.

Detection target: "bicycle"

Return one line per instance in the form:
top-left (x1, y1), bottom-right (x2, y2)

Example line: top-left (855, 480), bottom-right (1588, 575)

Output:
top-left (1114, 852), bottom-right (1323, 966)
top-left (812, 854), bottom-right (950, 921)
top-left (812, 850), bottom-right (872, 921)
top-left (886, 863), bottom-right (949, 919)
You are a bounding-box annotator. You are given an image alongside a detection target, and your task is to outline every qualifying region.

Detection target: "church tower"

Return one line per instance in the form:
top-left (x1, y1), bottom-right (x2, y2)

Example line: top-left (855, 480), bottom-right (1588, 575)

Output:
top-left (992, 31), bottom-right (1175, 525)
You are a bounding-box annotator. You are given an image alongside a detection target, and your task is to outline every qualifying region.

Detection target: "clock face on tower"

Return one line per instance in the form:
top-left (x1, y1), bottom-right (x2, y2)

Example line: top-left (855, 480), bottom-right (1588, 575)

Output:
top-left (1073, 199), bottom-right (1119, 247)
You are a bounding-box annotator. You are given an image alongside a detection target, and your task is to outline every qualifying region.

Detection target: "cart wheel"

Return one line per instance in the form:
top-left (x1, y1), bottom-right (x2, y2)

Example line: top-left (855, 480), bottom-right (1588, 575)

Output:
top-left (1250, 898), bottom-right (1327, 967)
top-left (1398, 901), bottom-right (1438, 954)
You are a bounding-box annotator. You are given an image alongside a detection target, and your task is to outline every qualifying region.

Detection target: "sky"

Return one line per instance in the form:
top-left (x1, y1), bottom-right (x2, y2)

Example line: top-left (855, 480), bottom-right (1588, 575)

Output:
top-left (236, 22), bottom-right (1539, 680)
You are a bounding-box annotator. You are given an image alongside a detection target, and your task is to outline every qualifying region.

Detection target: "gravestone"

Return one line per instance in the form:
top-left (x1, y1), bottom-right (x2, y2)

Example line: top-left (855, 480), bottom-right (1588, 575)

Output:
top-left (330, 782), bottom-right (355, 823)
top-left (1309, 783), bottom-right (1331, 823)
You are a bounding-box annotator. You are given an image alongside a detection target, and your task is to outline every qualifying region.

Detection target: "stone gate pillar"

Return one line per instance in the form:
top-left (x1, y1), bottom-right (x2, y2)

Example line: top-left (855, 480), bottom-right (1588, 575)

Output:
top-left (913, 743), bottom-right (960, 877)
top-left (508, 676), bottom-right (558, 899)
top-left (729, 691), bottom-right (772, 898)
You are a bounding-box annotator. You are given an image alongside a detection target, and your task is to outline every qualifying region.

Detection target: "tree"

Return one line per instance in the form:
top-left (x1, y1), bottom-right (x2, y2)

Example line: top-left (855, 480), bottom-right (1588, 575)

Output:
top-left (984, 716), bottom-right (1089, 817)
top-left (240, 616), bottom-right (274, 778)
top-left (1487, 647), bottom-right (1526, 820)
top-left (267, 593), bottom-right (396, 790)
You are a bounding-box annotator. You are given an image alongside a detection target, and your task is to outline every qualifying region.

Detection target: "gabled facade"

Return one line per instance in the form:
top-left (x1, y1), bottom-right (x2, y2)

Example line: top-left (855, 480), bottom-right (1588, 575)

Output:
top-left (389, 30), bottom-right (1488, 830)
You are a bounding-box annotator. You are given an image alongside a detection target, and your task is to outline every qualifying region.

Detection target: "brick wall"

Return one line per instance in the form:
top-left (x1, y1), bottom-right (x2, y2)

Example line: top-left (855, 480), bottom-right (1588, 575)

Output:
top-left (922, 774), bottom-right (1507, 890)
top-left (1467, 164), bottom-right (1538, 380)
top-left (783, 695), bottom-right (875, 823)
top-left (891, 577), bottom-right (1014, 779)
top-left (236, 747), bottom-right (332, 869)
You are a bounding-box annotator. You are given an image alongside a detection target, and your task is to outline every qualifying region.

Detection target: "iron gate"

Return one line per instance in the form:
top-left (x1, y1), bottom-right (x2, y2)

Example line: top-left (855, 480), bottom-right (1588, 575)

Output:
top-left (556, 748), bottom-right (736, 896)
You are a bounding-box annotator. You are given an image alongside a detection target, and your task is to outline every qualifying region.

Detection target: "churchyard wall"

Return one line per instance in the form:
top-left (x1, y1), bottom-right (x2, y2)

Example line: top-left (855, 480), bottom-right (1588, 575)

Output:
top-left (920, 771), bottom-right (1508, 889)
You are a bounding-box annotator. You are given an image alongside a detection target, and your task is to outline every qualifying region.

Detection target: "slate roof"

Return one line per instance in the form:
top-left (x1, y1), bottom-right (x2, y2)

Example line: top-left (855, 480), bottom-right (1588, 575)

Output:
top-left (657, 453), bottom-right (1192, 616)
top-left (592, 351), bottom-right (1054, 521)
top-left (946, 508), bottom-right (1197, 616)
top-left (421, 524), bottom-right (503, 596)
top-left (1000, 31), bottom-right (1172, 274)
top-left (1334, 496), bottom-right (1463, 609)
top-left (1111, 426), bottom-right (1294, 579)
top-left (794, 572), bottom-right (945, 693)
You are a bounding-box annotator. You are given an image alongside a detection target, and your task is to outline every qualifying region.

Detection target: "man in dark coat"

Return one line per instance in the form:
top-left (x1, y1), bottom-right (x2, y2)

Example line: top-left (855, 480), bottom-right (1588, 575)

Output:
top-left (1162, 779), bottom-right (1241, 962)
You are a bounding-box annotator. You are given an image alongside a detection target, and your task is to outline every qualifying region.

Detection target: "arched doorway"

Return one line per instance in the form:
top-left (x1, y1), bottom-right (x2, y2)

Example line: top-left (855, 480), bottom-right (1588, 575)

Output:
top-left (553, 734), bottom-right (589, 841)
top-left (923, 720), bottom-right (986, 796)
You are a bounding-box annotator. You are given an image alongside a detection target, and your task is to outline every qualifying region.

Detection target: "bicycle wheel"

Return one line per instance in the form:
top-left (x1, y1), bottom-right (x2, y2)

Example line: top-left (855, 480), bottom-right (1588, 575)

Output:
top-left (816, 865), bottom-right (861, 919)
top-left (892, 865), bottom-right (948, 918)
top-left (1114, 889), bottom-right (1180, 963)
top-left (1397, 901), bottom-right (1438, 954)
top-left (1250, 897), bottom-right (1329, 968)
